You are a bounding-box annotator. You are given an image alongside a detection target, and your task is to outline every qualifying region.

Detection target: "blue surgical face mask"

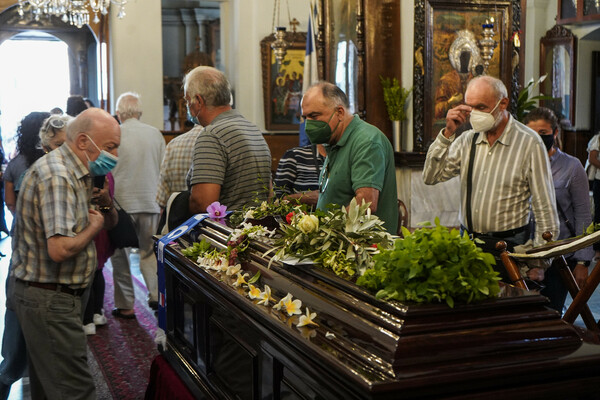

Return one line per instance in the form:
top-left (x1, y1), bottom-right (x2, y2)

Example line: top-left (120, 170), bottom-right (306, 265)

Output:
top-left (85, 135), bottom-right (118, 176)
top-left (186, 101), bottom-right (200, 125)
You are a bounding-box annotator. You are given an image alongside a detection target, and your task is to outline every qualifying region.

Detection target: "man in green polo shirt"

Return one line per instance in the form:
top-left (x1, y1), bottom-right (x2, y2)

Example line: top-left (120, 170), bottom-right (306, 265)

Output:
top-left (298, 81), bottom-right (398, 233)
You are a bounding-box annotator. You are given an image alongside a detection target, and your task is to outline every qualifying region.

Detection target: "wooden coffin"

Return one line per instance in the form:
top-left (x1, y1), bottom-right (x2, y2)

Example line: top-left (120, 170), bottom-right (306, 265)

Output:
top-left (158, 218), bottom-right (600, 399)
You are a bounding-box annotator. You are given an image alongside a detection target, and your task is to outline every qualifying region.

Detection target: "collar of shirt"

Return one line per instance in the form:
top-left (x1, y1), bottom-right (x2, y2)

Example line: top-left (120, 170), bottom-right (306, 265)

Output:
top-left (208, 109), bottom-right (240, 126)
top-left (549, 147), bottom-right (562, 162)
top-left (331, 114), bottom-right (360, 149)
top-left (475, 114), bottom-right (516, 147)
top-left (60, 143), bottom-right (90, 181)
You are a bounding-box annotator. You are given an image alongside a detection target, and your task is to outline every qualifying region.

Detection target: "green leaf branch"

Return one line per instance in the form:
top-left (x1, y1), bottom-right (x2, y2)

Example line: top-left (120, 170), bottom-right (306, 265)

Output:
top-left (380, 76), bottom-right (412, 122)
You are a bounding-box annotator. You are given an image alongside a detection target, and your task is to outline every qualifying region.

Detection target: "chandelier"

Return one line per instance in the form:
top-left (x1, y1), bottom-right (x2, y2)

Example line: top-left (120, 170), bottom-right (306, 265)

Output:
top-left (271, 0), bottom-right (292, 65)
top-left (478, 18), bottom-right (497, 74)
top-left (17, 0), bottom-right (127, 28)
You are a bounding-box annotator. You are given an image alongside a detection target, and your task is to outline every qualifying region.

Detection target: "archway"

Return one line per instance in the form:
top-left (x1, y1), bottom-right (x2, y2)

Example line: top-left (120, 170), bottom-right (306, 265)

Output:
top-left (0, 32), bottom-right (70, 156)
top-left (0, 5), bottom-right (101, 153)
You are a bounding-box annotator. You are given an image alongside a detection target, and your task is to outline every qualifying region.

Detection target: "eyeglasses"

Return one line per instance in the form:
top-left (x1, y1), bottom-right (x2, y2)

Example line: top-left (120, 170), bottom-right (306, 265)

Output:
top-left (49, 118), bottom-right (66, 129)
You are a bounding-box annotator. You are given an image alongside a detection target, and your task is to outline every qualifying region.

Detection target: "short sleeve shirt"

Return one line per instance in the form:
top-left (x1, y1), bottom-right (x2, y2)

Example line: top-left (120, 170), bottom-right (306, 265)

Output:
top-left (187, 110), bottom-right (272, 211)
top-left (316, 115), bottom-right (398, 233)
top-left (11, 144), bottom-right (95, 288)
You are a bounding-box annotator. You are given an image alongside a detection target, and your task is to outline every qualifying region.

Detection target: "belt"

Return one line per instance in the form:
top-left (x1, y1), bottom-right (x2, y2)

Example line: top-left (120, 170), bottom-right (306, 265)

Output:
top-left (17, 279), bottom-right (85, 297)
top-left (461, 224), bottom-right (528, 239)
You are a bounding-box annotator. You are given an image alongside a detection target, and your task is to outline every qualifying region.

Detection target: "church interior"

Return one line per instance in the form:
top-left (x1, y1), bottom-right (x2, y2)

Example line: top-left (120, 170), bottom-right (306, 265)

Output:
top-left (1, 0), bottom-right (600, 398)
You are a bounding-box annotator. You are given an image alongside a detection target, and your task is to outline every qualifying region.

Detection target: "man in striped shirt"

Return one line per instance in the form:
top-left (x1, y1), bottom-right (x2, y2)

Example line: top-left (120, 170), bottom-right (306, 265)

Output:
top-left (184, 66), bottom-right (272, 213)
top-left (274, 144), bottom-right (325, 197)
top-left (423, 75), bottom-right (559, 253)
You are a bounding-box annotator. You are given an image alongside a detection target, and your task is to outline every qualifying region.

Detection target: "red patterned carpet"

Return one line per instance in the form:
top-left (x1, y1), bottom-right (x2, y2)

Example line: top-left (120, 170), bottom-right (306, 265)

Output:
top-left (87, 264), bottom-right (159, 400)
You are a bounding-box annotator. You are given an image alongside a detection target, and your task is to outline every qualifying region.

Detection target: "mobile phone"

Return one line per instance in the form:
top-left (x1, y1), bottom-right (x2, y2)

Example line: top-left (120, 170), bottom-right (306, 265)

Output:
top-left (93, 175), bottom-right (106, 189)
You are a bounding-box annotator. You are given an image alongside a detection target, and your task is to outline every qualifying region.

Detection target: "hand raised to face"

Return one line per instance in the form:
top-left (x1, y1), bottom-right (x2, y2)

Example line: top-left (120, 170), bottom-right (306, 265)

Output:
top-left (444, 104), bottom-right (472, 138)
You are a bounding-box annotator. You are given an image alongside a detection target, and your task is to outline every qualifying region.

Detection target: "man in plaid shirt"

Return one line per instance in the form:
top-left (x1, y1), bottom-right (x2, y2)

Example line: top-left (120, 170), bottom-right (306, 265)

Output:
top-left (12, 108), bottom-right (120, 399)
top-left (156, 124), bottom-right (202, 209)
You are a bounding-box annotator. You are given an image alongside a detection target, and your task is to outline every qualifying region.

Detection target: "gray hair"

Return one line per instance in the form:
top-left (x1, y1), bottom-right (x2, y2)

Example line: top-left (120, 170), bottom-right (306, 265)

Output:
top-left (116, 92), bottom-right (142, 120)
top-left (39, 114), bottom-right (72, 147)
top-left (309, 81), bottom-right (350, 110)
top-left (183, 66), bottom-right (231, 107)
top-left (466, 75), bottom-right (508, 101)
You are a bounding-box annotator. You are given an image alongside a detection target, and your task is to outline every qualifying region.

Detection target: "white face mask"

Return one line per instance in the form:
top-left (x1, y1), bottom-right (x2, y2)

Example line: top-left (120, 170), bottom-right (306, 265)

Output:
top-left (469, 99), bottom-right (502, 133)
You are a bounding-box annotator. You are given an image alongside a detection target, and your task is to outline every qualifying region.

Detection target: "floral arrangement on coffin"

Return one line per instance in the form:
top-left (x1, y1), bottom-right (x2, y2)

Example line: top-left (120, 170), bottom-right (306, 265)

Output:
top-left (356, 218), bottom-right (501, 308)
top-left (269, 198), bottom-right (393, 278)
top-left (229, 197), bottom-right (308, 228)
top-left (182, 222), bottom-right (277, 268)
top-left (182, 237), bottom-right (318, 334)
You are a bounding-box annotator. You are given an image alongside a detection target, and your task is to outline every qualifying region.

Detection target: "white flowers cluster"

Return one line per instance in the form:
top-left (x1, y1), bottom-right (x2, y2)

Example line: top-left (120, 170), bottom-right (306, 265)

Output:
top-left (272, 293), bottom-right (318, 327)
top-left (241, 198), bottom-right (292, 221)
top-left (194, 254), bottom-right (319, 331)
top-left (197, 254), bottom-right (230, 271)
top-left (229, 222), bottom-right (277, 243)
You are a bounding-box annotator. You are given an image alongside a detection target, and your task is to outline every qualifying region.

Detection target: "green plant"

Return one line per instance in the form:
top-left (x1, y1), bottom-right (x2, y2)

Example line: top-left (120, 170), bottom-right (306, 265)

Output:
top-left (356, 218), bottom-right (500, 308)
top-left (270, 198), bottom-right (393, 278)
top-left (380, 76), bottom-right (412, 121)
top-left (515, 75), bottom-right (554, 122)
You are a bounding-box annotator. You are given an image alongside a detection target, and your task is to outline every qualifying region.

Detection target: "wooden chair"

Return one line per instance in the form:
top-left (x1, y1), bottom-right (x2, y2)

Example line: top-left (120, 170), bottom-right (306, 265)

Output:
top-left (498, 231), bottom-right (600, 333)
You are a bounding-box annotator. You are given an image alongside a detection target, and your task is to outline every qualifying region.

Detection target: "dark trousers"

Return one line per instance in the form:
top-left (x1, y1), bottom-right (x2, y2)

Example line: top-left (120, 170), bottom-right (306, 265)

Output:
top-left (83, 269), bottom-right (105, 324)
top-left (541, 257), bottom-right (576, 314)
top-left (461, 226), bottom-right (529, 283)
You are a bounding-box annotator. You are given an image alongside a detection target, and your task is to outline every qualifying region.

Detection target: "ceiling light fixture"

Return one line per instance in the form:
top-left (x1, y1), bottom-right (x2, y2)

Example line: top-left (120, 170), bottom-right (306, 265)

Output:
top-left (17, 0), bottom-right (127, 28)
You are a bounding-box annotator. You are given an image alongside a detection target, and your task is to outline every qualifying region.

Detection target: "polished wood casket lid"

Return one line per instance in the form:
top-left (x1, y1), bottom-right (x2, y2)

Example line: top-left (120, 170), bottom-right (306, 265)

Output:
top-left (162, 218), bottom-right (600, 398)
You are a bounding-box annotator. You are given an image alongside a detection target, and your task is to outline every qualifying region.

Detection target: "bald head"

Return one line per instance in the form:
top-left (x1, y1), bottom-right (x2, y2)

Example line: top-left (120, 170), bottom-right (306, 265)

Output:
top-left (466, 75), bottom-right (508, 102)
top-left (67, 108), bottom-right (119, 142)
top-left (305, 81), bottom-right (350, 110)
top-left (67, 108), bottom-right (121, 167)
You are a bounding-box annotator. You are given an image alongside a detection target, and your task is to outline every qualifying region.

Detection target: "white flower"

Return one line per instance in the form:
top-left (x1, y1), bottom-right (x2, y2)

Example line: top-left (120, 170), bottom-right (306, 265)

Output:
top-left (273, 293), bottom-right (291, 311)
top-left (244, 209), bottom-right (255, 220)
top-left (219, 262), bottom-right (230, 273)
top-left (257, 285), bottom-right (275, 306)
top-left (226, 264), bottom-right (241, 276)
top-left (275, 293), bottom-right (302, 316)
top-left (260, 201), bottom-right (269, 211)
top-left (232, 272), bottom-right (249, 287)
top-left (248, 284), bottom-right (261, 299)
top-left (297, 307), bottom-right (318, 327)
top-left (297, 214), bottom-right (319, 234)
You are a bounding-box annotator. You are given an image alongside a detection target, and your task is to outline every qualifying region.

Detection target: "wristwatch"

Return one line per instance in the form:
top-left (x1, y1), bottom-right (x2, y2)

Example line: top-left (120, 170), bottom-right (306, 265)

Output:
top-left (98, 205), bottom-right (113, 213)
top-left (576, 260), bottom-right (589, 267)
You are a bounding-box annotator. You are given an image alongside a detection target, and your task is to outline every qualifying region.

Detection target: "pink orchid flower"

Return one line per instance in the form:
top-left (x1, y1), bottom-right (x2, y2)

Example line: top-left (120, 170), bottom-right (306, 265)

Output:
top-left (207, 201), bottom-right (227, 219)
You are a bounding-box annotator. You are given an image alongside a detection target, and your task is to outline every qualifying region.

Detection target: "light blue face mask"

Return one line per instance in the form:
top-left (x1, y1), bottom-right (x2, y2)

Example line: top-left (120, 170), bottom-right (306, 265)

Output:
top-left (187, 105), bottom-right (200, 125)
top-left (85, 135), bottom-right (118, 176)
top-left (186, 98), bottom-right (200, 125)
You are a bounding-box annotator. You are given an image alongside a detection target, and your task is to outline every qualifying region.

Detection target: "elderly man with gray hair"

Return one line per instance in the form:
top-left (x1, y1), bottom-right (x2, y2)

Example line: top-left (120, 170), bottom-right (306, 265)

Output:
top-left (110, 92), bottom-right (165, 318)
top-left (423, 75), bottom-right (559, 282)
top-left (185, 66), bottom-right (271, 213)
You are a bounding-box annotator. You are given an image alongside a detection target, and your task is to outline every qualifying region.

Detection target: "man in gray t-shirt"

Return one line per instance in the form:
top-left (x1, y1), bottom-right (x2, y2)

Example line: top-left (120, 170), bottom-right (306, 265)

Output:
top-left (184, 66), bottom-right (271, 213)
